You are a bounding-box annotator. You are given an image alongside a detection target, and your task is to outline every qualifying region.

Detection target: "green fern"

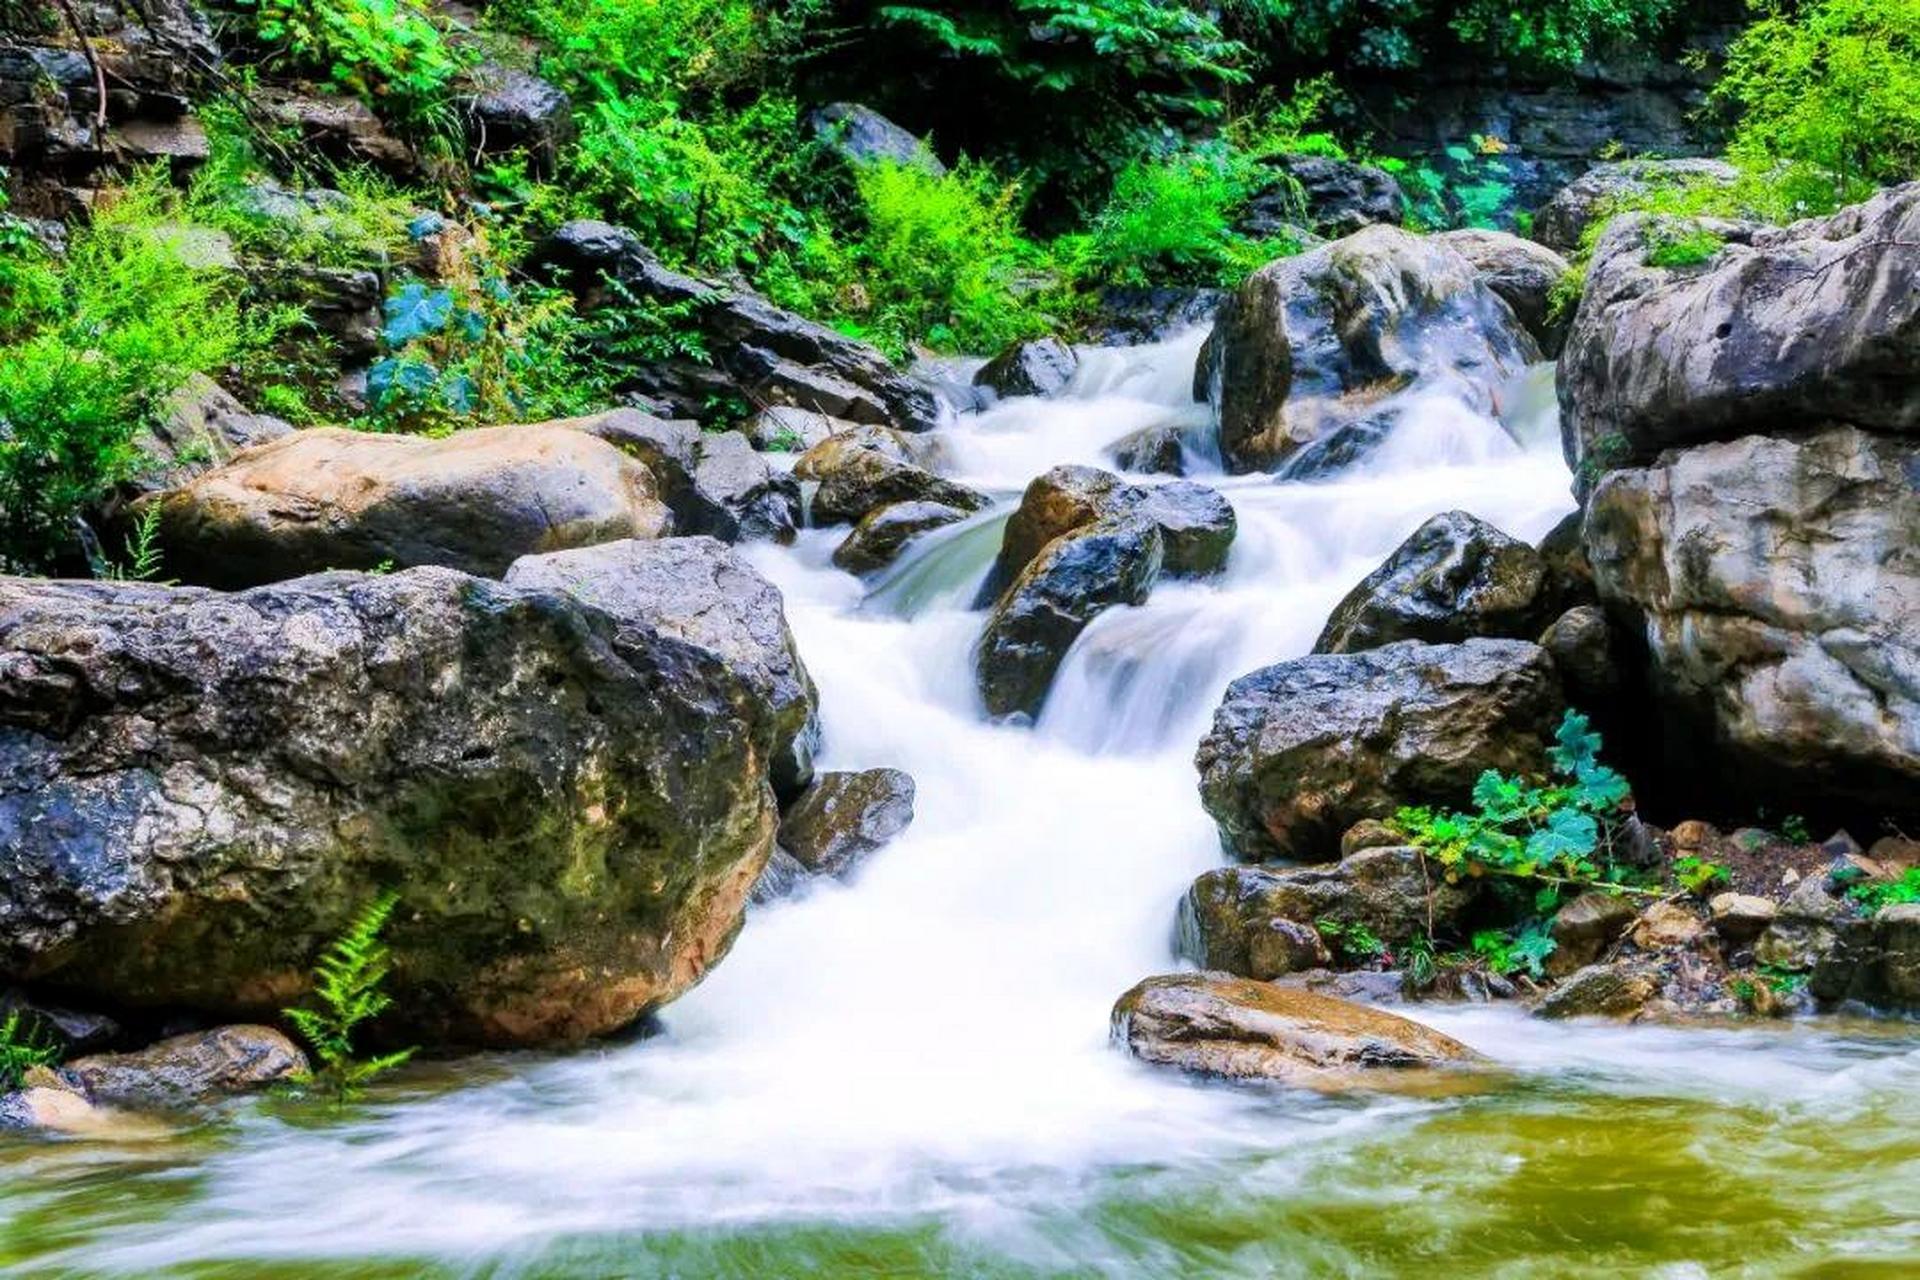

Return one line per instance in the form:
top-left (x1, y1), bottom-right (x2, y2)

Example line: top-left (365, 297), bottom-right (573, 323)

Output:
top-left (284, 893), bottom-right (415, 1102)
top-left (0, 1008), bottom-right (61, 1091)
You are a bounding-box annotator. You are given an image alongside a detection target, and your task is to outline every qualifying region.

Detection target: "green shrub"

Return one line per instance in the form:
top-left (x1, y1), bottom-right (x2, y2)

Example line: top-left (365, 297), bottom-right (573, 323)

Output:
top-left (284, 893), bottom-right (416, 1103)
top-left (362, 217), bottom-right (601, 432)
top-left (838, 159), bottom-right (1055, 356)
top-left (1717, 0), bottom-right (1920, 212)
top-left (0, 174), bottom-right (254, 572)
top-left (1242, 0), bottom-right (1679, 72)
top-left (1643, 221), bottom-right (1725, 268)
top-left (1396, 710), bottom-right (1636, 894)
top-left (1850, 866), bottom-right (1920, 913)
top-left (1061, 148), bottom-right (1298, 288)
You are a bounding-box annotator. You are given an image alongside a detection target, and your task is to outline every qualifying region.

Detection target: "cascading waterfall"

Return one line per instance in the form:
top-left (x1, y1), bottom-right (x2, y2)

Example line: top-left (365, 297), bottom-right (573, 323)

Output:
top-left (8, 335), bottom-right (1918, 1278)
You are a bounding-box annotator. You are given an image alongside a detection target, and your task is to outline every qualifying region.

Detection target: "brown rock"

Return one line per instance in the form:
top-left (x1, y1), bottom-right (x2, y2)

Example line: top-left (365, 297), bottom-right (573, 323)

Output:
top-left (1111, 973), bottom-right (1480, 1088)
top-left (1547, 891), bottom-right (1639, 976)
top-left (1631, 901), bottom-right (1707, 950)
top-left (149, 424), bottom-right (671, 587)
top-left (1669, 820), bottom-right (1718, 852)
top-left (1536, 962), bottom-right (1659, 1019)
top-left (1709, 893), bottom-right (1778, 944)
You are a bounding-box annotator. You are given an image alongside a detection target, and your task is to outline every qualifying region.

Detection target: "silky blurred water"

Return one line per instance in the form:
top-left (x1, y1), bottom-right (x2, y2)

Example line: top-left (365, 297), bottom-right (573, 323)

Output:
top-left (3, 336), bottom-right (1914, 1278)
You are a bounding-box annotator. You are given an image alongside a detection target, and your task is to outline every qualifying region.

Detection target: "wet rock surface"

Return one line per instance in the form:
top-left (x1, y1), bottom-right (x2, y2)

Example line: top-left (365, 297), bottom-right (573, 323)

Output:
top-left (505, 536), bottom-right (821, 800)
top-left (1584, 427), bottom-right (1918, 822)
top-left (1197, 639), bottom-right (1563, 862)
top-left (1112, 973), bottom-right (1480, 1087)
top-left (794, 426), bottom-right (988, 527)
top-left (1315, 510), bottom-right (1556, 654)
top-left (974, 338), bottom-right (1078, 400)
top-left (60, 1025), bottom-right (306, 1111)
top-left (777, 768), bottom-right (917, 878)
top-left (833, 501), bottom-right (971, 575)
top-left (1198, 225), bottom-right (1538, 475)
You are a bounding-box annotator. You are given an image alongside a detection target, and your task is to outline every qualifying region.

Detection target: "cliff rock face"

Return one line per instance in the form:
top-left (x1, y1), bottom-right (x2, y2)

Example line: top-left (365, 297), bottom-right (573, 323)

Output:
top-left (1585, 428), bottom-right (1919, 822)
top-left (1559, 183), bottom-right (1920, 478)
top-left (0, 564), bottom-right (787, 1047)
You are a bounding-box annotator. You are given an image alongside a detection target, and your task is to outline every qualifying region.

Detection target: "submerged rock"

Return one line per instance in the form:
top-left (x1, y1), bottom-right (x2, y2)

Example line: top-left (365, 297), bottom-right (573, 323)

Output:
top-left (1585, 427), bottom-right (1918, 822)
top-left (833, 501), bottom-right (971, 575)
top-left (1314, 510), bottom-right (1555, 654)
top-left (777, 768), bottom-right (917, 878)
top-left (794, 426), bottom-right (987, 526)
top-left (1111, 974), bottom-right (1480, 1087)
top-left (976, 518), bottom-right (1164, 720)
top-left (0, 566), bottom-right (783, 1047)
top-left (1197, 225), bottom-right (1538, 474)
top-left (1196, 640), bottom-right (1563, 862)
top-left (147, 423), bottom-right (670, 588)
top-left (1108, 423), bottom-right (1187, 476)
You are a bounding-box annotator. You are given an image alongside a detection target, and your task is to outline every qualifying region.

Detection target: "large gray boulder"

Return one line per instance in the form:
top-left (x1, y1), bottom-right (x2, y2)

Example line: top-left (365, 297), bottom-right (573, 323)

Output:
top-left (1530, 158), bottom-right (1742, 255)
top-left (1584, 428), bottom-right (1918, 820)
top-left (1314, 510), bottom-right (1556, 654)
top-left (1111, 974), bottom-right (1479, 1087)
top-left (1197, 226), bottom-right (1539, 475)
top-left (1196, 639), bottom-right (1564, 861)
top-left (505, 537), bottom-right (821, 800)
top-left (146, 423), bottom-right (671, 588)
top-left (0, 566), bottom-right (784, 1047)
top-left (1559, 182), bottom-right (1920, 477)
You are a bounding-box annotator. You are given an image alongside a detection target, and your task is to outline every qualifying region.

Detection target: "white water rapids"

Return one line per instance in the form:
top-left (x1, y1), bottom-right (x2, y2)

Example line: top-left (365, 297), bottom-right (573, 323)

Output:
top-left (13, 332), bottom-right (1919, 1277)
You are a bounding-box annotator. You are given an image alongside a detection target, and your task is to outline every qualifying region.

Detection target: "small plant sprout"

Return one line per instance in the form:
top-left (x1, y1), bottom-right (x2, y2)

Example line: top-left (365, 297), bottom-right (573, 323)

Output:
top-left (284, 892), bottom-right (415, 1103)
top-left (0, 1008), bottom-right (61, 1090)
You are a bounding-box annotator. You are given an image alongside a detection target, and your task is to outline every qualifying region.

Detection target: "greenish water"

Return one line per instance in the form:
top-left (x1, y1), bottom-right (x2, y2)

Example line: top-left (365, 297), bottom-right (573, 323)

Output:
top-left (3, 1013), bottom-right (1914, 1279)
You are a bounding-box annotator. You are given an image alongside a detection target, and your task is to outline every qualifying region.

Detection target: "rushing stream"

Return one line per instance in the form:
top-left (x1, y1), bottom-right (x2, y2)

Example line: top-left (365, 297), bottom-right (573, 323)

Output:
top-left (3, 333), bottom-right (1916, 1277)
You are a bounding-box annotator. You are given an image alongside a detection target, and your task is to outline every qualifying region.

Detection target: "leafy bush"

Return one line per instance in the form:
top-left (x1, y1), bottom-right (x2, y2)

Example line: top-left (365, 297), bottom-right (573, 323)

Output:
top-left (0, 175), bottom-right (253, 572)
top-left (1470, 921), bottom-right (1558, 979)
top-left (251, 0), bottom-right (468, 134)
top-left (363, 216), bottom-right (600, 431)
top-left (1062, 148), bottom-right (1295, 288)
top-left (1396, 710), bottom-right (1636, 893)
top-left (832, 160), bottom-right (1056, 356)
top-left (284, 893), bottom-right (415, 1103)
top-left (1717, 0), bottom-right (1920, 212)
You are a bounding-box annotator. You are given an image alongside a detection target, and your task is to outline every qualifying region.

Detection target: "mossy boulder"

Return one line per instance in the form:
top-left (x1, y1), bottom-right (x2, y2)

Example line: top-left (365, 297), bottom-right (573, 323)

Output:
top-left (0, 564), bottom-right (785, 1048)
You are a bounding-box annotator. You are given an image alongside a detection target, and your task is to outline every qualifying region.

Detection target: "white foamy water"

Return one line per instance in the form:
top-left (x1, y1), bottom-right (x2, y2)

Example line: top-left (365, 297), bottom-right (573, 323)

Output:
top-left (16, 336), bottom-right (1918, 1276)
